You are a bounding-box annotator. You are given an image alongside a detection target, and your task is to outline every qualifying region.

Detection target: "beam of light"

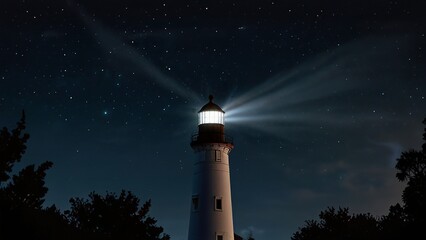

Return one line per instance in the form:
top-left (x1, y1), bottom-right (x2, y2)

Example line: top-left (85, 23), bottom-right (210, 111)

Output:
top-left (223, 41), bottom-right (362, 112)
top-left (223, 36), bottom-right (406, 134)
top-left (66, 0), bottom-right (201, 103)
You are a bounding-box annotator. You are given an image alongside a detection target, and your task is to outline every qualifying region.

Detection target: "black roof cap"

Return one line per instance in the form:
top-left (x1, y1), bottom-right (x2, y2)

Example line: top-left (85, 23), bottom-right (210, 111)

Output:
top-left (198, 95), bottom-right (225, 113)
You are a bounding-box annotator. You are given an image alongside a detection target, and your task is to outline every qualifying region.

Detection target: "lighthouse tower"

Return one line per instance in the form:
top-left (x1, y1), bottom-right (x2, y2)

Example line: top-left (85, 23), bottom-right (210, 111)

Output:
top-left (188, 95), bottom-right (235, 240)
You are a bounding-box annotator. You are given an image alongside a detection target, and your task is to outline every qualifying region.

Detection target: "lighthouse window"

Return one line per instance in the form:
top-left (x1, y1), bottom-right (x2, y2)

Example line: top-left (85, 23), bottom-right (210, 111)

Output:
top-left (192, 196), bottom-right (199, 211)
top-left (216, 234), bottom-right (224, 240)
top-left (215, 150), bottom-right (221, 161)
top-left (215, 197), bottom-right (222, 211)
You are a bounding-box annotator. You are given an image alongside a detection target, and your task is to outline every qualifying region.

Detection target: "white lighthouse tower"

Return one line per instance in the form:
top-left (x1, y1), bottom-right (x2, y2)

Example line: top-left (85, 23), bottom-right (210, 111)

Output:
top-left (188, 95), bottom-right (235, 240)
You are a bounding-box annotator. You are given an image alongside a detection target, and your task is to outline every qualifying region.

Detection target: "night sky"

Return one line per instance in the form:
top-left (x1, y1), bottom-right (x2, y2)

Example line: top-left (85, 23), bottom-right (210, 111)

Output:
top-left (1, 0), bottom-right (426, 239)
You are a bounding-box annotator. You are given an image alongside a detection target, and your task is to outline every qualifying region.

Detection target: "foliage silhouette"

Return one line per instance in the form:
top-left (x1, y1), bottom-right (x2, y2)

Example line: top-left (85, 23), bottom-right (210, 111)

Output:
top-left (0, 110), bottom-right (29, 183)
top-left (291, 207), bottom-right (379, 240)
top-left (379, 203), bottom-right (407, 239)
top-left (66, 190), bottom-right (170, 240)
top-left (391, 117), bottom-right (426, 238)
top-left (0, 111), bottom-right (72, 239)
top-left (292, 117), bottom-right (426, 240)
top-left (4, 161), bottom-right (53, 209)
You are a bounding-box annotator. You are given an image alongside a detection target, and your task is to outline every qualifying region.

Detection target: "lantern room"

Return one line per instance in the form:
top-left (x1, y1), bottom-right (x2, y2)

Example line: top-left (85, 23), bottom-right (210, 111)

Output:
top-left (198, 95), bottom-right (225, 125)
top-left (191, 95), bottom-right (232, 146)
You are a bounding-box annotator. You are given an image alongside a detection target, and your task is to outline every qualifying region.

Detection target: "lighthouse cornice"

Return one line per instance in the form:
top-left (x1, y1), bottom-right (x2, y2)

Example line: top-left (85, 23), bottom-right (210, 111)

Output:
top-left (191, 143), bottom-right (234, 154)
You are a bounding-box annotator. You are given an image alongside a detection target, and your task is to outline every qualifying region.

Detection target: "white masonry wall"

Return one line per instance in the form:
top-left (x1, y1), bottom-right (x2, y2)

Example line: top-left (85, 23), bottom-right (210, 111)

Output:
top-left (188, 143), bottom-right (234, 240)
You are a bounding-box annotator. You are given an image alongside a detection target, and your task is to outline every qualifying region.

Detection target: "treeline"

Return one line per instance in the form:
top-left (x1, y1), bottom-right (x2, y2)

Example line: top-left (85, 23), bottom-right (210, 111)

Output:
top-left (0, 112), bottom-right (170, 240)
top-left (292, 118), bottom-right (426, 240)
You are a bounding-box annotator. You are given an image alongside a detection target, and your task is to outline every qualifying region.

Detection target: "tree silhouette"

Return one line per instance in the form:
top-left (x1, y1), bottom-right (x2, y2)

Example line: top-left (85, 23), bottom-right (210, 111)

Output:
top-left (379, 203), bottom-right (407, 239)
top-left (0, 112), bottom-right (72, 239)
top-left (392, 117), bottom-right (426, 238)
top-left (291, 207), bottom-right (379, 240)
top-left (0, 110), bottom-right (29, 183)
top-left (3, 161), bottom-right (53, 209)
top-left (66, 190), bottom-right (170, 240)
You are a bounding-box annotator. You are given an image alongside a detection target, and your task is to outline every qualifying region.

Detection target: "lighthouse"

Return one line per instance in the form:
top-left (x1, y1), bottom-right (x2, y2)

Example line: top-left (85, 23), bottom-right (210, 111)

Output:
top-left (188, 95), bottom-right (235, 240)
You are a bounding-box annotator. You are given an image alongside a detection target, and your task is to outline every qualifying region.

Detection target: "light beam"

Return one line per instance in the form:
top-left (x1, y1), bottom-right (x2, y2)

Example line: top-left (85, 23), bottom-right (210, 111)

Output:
top-left (223, 36), bottom-right (406, 135)
top-left (67, 0), bottom-right (201, 103)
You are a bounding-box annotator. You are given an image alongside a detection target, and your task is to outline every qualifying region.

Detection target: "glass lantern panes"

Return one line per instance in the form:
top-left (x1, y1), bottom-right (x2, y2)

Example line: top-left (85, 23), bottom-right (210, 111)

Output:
top-left (199, 111), bottom-right (224, 125)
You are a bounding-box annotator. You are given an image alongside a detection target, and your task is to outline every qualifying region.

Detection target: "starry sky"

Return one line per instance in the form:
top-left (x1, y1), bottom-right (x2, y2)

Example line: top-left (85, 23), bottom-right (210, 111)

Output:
top-left (1, 0), bottom-right (425, 239)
